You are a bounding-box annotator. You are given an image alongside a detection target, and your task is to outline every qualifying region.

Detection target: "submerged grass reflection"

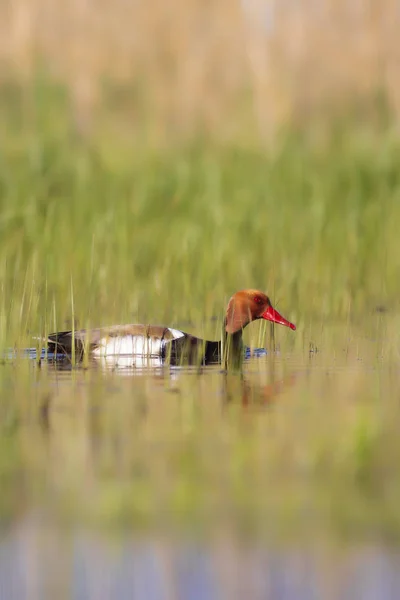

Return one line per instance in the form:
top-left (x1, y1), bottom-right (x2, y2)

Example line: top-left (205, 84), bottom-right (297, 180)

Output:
top-left (1, 320), bottom-right (399, 543)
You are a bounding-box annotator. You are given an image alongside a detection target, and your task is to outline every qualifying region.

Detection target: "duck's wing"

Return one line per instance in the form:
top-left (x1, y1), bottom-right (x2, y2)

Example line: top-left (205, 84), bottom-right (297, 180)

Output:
top-left (46, 324), bottom-right (186, 356)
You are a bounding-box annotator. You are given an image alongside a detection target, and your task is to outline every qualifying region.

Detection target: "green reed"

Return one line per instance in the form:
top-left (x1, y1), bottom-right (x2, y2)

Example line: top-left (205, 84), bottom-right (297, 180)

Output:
top-left (0, 81), bottom-right (399, 353)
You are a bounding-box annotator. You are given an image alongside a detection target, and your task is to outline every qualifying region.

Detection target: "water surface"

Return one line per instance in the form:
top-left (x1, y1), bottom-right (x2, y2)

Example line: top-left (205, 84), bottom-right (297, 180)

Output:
top-left (0, 321), bottom-right (399, 598)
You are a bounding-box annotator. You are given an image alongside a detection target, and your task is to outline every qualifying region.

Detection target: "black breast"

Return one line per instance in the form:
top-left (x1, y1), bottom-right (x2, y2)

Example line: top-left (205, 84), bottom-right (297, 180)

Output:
top-left (162, 335), bottom-right (221, 365)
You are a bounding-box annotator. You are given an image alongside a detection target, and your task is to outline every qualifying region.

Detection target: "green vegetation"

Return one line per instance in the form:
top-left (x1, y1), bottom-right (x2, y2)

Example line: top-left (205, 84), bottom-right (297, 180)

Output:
top-left (1, 83), bottom-right (400, 347)
top-left (0, 82), bottom-right (399, 542)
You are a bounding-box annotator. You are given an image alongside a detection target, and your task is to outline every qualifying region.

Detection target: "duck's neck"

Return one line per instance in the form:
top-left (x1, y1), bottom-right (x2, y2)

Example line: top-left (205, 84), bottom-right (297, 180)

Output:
top-left (222, 328), bottom-right (244, 369)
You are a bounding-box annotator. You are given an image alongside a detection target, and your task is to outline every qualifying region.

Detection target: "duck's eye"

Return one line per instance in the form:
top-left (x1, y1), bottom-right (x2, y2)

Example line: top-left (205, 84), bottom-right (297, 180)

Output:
top-left (254, 296), bottom-right (262, 304)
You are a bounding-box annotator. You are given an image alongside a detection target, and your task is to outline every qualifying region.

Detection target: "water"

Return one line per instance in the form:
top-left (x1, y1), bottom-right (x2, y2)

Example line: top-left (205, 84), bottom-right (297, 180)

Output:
top-left (0, 325), bottom-right (399, 598)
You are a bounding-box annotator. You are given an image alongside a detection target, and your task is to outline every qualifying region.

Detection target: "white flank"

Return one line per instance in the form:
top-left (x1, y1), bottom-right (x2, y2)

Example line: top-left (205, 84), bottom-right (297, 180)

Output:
top-left (92, 328), bottom-right (184, 357)
top-left (99, 356), bottom-right (164, 370)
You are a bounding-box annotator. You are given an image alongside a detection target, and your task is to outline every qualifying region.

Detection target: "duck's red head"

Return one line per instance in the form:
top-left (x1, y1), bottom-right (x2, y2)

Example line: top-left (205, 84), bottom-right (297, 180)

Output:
top-left (225, 289), bottom-right (296, 334)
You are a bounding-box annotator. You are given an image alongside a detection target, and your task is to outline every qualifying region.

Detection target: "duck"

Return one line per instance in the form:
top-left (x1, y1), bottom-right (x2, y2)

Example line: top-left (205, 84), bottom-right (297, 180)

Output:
top-left (45, 289), bottom-right (296, 366)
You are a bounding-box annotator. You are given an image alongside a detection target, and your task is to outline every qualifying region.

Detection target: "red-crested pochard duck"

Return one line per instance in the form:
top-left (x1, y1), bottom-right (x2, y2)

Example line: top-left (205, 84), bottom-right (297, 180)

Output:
top-left (45, 289), bottom-right (296, 365)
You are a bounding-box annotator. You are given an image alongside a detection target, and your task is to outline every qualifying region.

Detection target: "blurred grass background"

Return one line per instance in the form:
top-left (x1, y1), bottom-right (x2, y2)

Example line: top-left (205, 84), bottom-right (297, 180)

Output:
top-left (0, 89), bottom-right (399, 350)
top-left (3, 0), bottom-right (400, 139)
top-left (0, 0), bottom-right (399, 344)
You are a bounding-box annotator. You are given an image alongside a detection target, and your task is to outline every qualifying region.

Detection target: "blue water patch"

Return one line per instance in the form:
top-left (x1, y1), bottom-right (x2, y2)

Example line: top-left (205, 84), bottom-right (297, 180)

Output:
top-left (3, 348), bottom-right (65, 362)
top-left (244, 346), bottom-right (268, 358)
top-left (3, 346), bottom-right (268, 363)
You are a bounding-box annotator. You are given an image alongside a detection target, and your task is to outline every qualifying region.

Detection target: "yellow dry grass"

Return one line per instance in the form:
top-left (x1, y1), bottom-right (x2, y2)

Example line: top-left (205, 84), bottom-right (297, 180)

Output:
top-left (2, 0), bottom-right (400, 140)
